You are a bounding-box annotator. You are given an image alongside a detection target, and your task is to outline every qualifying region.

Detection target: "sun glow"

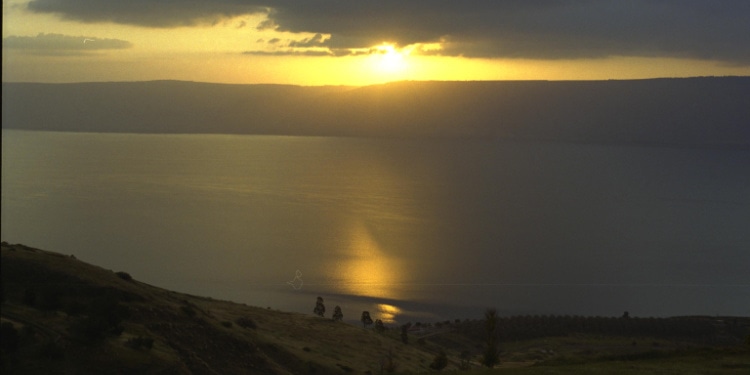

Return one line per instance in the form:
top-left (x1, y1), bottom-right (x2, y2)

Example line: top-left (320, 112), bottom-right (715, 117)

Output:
top-left (370, 44), bottom-right (409, 75)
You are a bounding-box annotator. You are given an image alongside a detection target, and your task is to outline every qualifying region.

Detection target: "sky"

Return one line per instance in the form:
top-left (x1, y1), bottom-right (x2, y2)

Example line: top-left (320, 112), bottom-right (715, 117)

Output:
top-left (3, 0), bottom-right (750, 85)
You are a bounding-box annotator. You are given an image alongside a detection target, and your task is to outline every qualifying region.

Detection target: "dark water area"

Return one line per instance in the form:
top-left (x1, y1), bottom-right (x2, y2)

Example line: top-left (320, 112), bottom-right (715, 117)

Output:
top-left (2, 130), bottom-right (749, 323)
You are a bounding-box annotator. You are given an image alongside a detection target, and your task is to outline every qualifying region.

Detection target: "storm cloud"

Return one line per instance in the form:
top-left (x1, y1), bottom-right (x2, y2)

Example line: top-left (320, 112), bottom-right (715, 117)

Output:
top-left (26, 0), bottom-right (267, 28)
top-left (3, 33), bottom-right (132, 55)
top-left (25, 0), bottom-right (750, 64)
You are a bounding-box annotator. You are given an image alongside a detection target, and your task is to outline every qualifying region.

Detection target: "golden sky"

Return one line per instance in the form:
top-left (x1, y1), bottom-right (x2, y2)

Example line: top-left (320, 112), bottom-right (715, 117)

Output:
top-left (3, 1), bottom-right (750, 85)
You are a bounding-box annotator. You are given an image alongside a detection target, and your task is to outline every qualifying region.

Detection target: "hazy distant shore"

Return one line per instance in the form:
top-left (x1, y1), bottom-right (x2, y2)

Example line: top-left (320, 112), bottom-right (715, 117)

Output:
top-left (3, 77), bottom-right (749, 148)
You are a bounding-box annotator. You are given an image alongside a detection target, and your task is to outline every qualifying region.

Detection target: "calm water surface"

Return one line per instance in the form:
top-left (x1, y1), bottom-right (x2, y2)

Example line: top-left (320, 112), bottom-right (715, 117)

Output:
top-left (2, 130), bottom-right (749, 322)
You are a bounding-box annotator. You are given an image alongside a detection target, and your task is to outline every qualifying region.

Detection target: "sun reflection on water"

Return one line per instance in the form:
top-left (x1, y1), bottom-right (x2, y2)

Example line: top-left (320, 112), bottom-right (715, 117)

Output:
top-left (332, 220), bottom-right (406, 300)
top-left (376, 303), bottom-right (402, 324)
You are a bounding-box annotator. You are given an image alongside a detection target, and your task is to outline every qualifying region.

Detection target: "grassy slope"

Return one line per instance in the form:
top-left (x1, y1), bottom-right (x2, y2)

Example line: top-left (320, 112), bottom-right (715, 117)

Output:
top-left (2, 242), bottom-right (748, 374)
top-left (0, 243), bottom-right (437, 374)
top-left (461, 347), bottom-right (750, 375)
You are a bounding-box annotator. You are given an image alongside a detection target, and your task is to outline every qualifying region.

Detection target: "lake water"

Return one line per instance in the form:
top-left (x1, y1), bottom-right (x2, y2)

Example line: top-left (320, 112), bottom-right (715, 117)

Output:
top-left (2, 130), bottom-right (749, 323)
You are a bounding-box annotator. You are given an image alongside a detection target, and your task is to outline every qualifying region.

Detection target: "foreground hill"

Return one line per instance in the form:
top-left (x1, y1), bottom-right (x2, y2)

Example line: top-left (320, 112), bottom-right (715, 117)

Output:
top-left (3, 78), bottom-right (749, 148)
top-left (2, 242), bottom-right (749, 374)
top-left (0, 242), bottom-right (439, 374)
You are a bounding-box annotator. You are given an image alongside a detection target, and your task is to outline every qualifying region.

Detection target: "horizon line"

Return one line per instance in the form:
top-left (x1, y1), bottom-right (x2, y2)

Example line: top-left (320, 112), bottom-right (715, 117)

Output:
top-left (3, 75), bottom-right (749, 88)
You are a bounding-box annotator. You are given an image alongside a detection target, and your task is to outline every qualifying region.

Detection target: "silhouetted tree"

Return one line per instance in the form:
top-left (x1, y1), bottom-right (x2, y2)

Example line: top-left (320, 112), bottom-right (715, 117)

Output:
top-left (375, 319), bottom-right (386, 333)
top-left (361, 311), bottom-right (373, 328)
top-left (481, 308), bottom-right (500, 368)
top-left (622, 311), bottom-right (630, 319)
top-left (430, 349), bottom-right (449, 370)
top-left (332, 305), bottom-right (343, 321)
top-left (236, 316), bottom-right (257, 329)
top-left (400, 323), bottom-right (411, 344)
top-left (313, 296), bottom-right (325, 317)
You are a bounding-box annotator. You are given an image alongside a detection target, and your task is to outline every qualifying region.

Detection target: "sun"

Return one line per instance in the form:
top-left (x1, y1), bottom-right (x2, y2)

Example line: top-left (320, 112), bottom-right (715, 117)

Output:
top-left (370, 43), bottom-right (409, 75)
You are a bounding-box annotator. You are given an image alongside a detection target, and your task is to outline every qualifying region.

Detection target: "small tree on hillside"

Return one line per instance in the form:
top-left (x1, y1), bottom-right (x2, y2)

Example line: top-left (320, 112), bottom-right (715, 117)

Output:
top-left (481, 308), bottom-right (500, 368)
top-left (332, 305), bottom-right (343, 321)
top-left (400, 323), bottom-right (411, 344)
top-left (361, 311), bottom-right (373, 328)
top-left (313, 296), bottom-right (325, 317)
top-left (375, 319), bottom-right (386, 333)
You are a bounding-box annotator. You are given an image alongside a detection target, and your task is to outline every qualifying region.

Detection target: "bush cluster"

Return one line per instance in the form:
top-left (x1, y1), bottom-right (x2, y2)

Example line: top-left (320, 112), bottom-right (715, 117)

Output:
top-left (235, 317), bottom-right (257, 329)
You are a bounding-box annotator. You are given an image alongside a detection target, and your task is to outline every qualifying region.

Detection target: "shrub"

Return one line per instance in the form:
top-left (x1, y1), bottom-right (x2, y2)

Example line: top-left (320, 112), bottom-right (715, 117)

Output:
top-left (332, 306), bottom-right (343, 322)
top-left (400, 323), bottom-right (411, 344)
top-left (375, 319), bottom-right (386, 334)
top-left (313, 296), bottom-right (326, 317)
top-left (481, 308), bottom-right (500, 368)
top-left (115, 272), bottom-right (133, 281)
top-left (180, 305), bottom-right (197, 317)
top-left (23, 288), bottom-right (54, 309)
top-left (361, 311), bottom-right (373, 328)
top-left (430, 350), bottom-right (448, 371)
top-left (236, 317), bottom-right (257, 329)
top-left (72, 293), bottom-right (128, 341)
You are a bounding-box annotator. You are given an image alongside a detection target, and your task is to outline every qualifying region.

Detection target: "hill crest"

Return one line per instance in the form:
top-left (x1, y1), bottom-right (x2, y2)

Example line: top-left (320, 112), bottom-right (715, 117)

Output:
top-left (0, 242), bottom-right (438, 374)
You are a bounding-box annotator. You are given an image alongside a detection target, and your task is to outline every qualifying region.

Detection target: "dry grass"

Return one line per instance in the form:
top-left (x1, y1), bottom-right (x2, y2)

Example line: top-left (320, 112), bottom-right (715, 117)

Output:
top-left (1, 243), bottom-right (437, 374)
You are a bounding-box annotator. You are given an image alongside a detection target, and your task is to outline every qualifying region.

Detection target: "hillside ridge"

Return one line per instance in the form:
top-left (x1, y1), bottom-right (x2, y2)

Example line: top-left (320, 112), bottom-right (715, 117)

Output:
top-left (0, 242), bottom-right (440, 374)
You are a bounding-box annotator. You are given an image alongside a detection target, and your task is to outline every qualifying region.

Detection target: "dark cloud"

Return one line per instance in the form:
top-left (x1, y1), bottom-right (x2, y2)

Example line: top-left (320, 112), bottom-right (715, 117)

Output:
top-left (242, 49), bottom-right (333, 57)
top-left (288, 33), bottom-right (328, 48)
top-left (3, 33), bottom-right (132, 55)
top-left (25, 0), bottom-right (750, 64)
top-left (26, 0), bottom-right (267, 28)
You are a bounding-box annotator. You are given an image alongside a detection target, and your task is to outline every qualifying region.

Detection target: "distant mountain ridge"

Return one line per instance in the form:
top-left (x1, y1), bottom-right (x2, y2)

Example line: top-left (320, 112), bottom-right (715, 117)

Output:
top-left (3, 77), bottom-right (749, 148)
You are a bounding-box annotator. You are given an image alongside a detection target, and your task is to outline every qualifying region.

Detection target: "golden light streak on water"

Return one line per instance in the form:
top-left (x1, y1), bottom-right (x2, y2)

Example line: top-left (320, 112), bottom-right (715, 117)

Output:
top-left (332, 220), bottom-right (406, 301)
top-left (375, 303), bottom-right (402, 324)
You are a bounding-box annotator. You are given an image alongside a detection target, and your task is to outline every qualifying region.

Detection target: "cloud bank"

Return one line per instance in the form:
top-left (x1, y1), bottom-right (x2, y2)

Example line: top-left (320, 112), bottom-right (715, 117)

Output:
top-left (3, 33), bottom-right (132, 55)
top-left (26, 0), bottom-right (267, 28)
top-left (25, 0), bottom-right (750, 64)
